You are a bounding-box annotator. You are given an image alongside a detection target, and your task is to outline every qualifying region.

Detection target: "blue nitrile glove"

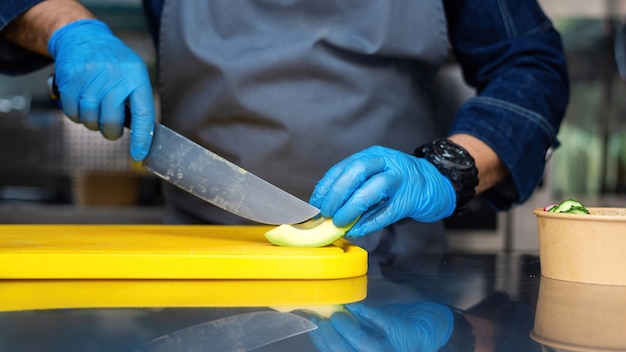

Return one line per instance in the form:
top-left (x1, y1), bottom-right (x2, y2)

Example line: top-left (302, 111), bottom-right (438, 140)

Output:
top-left (48, 19), bottom-right (154, 161)
top-left (310, 146), bottom-right (456, 237)
top-left (308, 302), bottom-right (454, 352)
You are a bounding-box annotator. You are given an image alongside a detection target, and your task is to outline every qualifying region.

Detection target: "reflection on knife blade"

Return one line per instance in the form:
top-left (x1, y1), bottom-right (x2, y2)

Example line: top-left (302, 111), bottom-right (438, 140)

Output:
top-left (144, 311), bottom-right (317, 352)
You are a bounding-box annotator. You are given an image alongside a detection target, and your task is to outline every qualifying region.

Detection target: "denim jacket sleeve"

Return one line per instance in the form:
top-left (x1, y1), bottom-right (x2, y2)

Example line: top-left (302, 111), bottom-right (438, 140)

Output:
top-left (0, 0), bottom-right (52, 75)
top-left (444, 0), bottom-right (570, 210)
top-left (0, 0), bottom-right (42, 31)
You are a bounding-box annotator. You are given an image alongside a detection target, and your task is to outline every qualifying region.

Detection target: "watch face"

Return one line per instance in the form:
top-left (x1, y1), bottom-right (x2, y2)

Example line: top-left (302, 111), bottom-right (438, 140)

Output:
top-left (415, 139), bottom-right (478, 211)
top-left (432, 141), bottom-right (474, 170)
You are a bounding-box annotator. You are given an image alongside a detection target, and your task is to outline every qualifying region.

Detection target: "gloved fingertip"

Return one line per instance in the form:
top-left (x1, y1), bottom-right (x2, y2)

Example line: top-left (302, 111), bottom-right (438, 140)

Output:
top-left (130, 135), bottom-right (151, 161)
top-left (130, 146), bottom-right (149, 162)
top-left (129, 127), bottom-right (154, 162)
top-left (332, 216), bottom-right (352, 228)
top-left (332, 207), bottom-right (361, 227)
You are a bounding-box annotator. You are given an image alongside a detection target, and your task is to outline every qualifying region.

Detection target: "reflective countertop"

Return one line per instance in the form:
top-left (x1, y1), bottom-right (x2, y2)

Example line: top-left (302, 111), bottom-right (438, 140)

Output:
top-left (0, 247), bottom-right (623, 351)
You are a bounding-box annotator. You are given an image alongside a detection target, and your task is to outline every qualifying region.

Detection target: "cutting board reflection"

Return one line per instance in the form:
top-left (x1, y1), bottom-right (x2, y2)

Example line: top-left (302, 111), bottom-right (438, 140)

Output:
top-left (0, 225), bottom-right (368, 279)
top-left (0, 276), bottom-right (368, 312)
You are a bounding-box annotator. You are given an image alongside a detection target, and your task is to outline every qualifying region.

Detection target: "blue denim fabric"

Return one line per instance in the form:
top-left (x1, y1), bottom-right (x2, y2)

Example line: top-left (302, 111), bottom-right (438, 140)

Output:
top-left (0, 0), bottom-right (40, 30)
top-left (2, 0), bottom-right (568, 210)
top-left (446, 0), bottom-right (569, 209)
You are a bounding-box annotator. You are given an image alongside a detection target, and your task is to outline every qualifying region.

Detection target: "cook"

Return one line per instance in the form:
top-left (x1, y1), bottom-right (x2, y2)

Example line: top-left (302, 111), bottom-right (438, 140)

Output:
top-left (0, 0), bottom-right (569, 254)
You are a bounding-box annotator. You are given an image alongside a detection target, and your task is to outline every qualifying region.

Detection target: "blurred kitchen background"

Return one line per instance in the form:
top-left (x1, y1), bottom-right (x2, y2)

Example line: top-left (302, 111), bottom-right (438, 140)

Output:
top-left (1, 0), bottom-right (625, 252)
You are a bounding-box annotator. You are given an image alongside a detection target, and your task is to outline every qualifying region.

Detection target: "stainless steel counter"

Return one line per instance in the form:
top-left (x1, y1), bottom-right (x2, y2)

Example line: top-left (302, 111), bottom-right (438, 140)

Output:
top-left (3, 250), bottom-right (607, 352)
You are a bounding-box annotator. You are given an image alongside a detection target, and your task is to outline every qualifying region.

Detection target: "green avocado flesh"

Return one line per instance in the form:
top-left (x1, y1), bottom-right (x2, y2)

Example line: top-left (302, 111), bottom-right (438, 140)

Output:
top-left (264, 217), bottom-right (355, 248)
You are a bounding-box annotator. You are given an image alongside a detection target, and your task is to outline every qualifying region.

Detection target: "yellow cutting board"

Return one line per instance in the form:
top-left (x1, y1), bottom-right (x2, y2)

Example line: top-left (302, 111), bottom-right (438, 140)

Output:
top-left (0, 225), bottom-right (368, 279)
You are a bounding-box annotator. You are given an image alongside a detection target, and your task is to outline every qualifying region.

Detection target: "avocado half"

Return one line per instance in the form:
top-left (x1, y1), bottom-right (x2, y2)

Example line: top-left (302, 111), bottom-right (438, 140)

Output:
top-left (264, 217), bottom-right (356, 248)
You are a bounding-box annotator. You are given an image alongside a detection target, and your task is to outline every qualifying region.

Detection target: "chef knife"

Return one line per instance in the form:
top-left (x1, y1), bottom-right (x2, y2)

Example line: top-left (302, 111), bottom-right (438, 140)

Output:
top-left (143, 311), bottom-right (318, 352)
top-left (48, 76), bottom-right (320, 225)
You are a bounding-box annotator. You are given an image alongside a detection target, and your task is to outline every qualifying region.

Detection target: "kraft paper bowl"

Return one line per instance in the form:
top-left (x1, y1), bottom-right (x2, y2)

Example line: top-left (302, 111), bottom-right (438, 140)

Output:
top-left (533, 207), bottom-right (626, 286)
top-left (530, 276), bottom-right (626, 351)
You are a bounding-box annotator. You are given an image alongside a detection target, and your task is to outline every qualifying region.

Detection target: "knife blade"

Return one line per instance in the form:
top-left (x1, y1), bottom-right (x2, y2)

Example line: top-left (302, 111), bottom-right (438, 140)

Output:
top-left (143, 311), bottom-right (318, 352)
top-left (48, 75), bottom-right (320, 225)
top-left (144, 123), bottom-right (321, 224)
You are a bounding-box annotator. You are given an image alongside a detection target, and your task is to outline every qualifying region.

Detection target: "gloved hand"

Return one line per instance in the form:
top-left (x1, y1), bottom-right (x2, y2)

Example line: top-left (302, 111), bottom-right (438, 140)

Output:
top-left (308, 302), bottom-right (454, 352)
top-left (309, 146), bottom-right (456, 237)
top-left (48, 19), bottom-right (155, 161)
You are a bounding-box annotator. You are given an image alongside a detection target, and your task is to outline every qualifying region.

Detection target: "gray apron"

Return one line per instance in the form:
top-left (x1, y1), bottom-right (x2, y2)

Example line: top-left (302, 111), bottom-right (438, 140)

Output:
top-left (158, 0), bottom-right (450, 254)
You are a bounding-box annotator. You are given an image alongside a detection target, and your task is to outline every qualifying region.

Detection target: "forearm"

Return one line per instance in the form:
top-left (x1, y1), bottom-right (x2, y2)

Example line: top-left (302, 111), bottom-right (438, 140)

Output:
top-left (448, 133), bottom-right (508, 195)
top-left (446, 0), bottom-right (568, 208)
top-left (1, 0), bottom-right (95, 57)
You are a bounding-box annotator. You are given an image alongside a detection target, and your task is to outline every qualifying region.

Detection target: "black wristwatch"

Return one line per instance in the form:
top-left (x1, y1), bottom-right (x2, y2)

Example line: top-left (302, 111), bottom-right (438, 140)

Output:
top-left (414, 139), bottom-right (478, 213)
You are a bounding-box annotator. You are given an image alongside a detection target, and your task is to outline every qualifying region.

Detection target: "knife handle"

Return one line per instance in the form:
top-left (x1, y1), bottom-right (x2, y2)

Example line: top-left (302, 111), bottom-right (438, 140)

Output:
top-left (47, 74), bottom-right (131, 129)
